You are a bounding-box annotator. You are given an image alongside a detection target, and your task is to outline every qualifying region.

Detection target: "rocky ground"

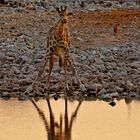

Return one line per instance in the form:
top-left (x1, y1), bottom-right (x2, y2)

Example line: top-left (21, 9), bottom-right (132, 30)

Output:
top-left (0, 1), bottom-right (140, 102)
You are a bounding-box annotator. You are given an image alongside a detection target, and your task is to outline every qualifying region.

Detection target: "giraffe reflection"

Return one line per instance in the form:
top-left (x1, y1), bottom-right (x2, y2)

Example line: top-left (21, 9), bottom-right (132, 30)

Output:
top-left (31, 97), bottom-right (82, 140)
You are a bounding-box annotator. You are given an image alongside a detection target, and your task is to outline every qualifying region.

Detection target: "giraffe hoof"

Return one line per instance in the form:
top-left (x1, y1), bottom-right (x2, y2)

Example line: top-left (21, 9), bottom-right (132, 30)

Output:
top-left (80, 84), bottom-right (87, 92)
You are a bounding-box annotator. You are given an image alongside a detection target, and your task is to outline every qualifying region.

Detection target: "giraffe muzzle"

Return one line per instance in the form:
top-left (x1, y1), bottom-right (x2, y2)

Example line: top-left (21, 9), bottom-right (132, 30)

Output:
top-left (62, 19), bottom-right (67, 23)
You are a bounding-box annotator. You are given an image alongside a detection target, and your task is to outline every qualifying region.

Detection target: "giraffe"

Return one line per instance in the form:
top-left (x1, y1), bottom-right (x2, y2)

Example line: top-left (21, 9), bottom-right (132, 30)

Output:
top-left (114, 23), bottom-right (120, 34)
top-left (26, 6), bottom-right (86, 95)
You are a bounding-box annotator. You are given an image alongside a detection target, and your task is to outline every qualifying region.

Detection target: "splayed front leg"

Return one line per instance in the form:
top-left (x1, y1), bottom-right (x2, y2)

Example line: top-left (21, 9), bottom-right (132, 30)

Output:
top-left (25, 56), bottom-right (49, 95)
top-left (44, 54), bottom-right (55, 93)
top-left (68, 56), bottom-right (87, 93)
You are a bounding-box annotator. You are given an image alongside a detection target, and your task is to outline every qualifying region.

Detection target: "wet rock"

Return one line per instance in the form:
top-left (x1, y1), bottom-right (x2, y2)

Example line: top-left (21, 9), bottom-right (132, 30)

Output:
top-left (121, 92), bottom-right (129, 97)
top-left (124, 97), bottom-right (133, 104)
top-left (98, 88), bottom-right (107, 95)
top-left (1, 92), bottom-right (11, 100)
top-left (99, 94), bottom-right (111, 100)
top-left (109, 101), bottom-right (116, 107)
top-left (87, 91), bottom-right (96, 97)
top-left (110, 92), bottom-right (119, 98)
top-left (100, 92), bottom-right (119, 100)
top-left (126, 81), bottom-right (135, 92)
top-left (18, 95), bottom-right (27, 101)
top-left (52, 94), bottom-right (60, 101)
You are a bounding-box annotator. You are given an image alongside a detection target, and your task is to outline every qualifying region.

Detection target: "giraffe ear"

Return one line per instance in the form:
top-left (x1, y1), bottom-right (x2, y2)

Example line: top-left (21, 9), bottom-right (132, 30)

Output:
top-left (56, 7), bottom-right (60, 13)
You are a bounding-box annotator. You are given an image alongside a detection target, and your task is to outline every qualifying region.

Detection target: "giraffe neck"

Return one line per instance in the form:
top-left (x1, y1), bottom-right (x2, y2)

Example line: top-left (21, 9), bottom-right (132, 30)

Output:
top-left (57, 19), bottom-right (67, 37)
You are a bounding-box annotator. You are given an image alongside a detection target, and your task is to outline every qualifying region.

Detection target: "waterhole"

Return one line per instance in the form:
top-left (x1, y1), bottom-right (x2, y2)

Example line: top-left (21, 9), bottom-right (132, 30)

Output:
top-left (0, 98), bottom-right (139, 140)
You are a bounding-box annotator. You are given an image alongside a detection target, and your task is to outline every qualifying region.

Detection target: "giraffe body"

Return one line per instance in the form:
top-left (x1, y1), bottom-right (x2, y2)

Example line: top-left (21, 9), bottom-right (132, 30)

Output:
top-left (46, 20), bottom-right (70, 67)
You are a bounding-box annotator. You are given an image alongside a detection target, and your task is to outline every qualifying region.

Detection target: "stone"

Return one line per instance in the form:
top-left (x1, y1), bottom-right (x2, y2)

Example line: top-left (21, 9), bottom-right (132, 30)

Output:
top-left (95, 58), bottom-right (104, 64)
top-left (114, 86), bottom-right (124, 93)
top-left (121, 92), bottom-right (129, 96)
top-left (130, 61), bottom-right (140, 69)
top-left (98, 88), bottom-right (107, 95)
top-left (1, 92), bottom-right (11, 99)
top-left (94, 83), bottom-right (103, 92)
top-left (126, 81), bottom-right (135, 91)
top-left (18, 95), bottom-right (27, 101)
top-left (76, 37), bottom-right (84, 41)
top-left (86, 3), bottom-right (97, 11)
top-left (109, 101), bottom-right (116, 107)
top-left (50, 83), bottom-right (61, 92)
top-left (99, 92), bottom-right (119, 100)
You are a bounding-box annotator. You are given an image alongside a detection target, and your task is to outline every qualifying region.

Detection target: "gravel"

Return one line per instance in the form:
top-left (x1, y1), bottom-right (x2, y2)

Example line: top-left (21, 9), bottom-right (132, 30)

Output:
top-left (1, 39), bottom-right (140, 100)
top-left (1, 0), bottom-right (140, 12)
top-left (0, 1), bottom-right (140, 101)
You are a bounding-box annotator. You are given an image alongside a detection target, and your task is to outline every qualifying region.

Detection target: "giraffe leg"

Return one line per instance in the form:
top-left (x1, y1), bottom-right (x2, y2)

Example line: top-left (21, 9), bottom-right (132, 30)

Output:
top-left (25, 56), bottom-right (49, 95)
top-left (44, 54), bottom-right (55, 93)
top-left (32, 56), bottom-right (49, 88)
top-left (68, 56), bottom-right (86, 92)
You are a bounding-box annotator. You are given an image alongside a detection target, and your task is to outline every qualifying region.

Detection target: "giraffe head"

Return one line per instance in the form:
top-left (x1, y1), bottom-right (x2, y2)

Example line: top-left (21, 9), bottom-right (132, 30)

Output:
top-left (56, 6), bottom-right (72, 23)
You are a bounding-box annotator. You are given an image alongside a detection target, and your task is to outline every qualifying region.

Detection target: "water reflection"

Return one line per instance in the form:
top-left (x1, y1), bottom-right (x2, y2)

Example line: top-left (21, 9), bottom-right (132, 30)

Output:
top-left (0, 98), bottom-right (140, 140)
top-left (124, 97), bottom-right (133, 104)
top-left (31, 97), bottom-right (82, 140)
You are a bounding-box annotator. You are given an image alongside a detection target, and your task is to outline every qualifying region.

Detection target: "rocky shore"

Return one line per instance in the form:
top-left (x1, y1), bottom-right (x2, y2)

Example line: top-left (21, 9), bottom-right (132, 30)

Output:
top-left (0, 40), bottom-right (140, 101)
top-left (2, 0), bottom-right (140, 12)
top-left (0, 1), bottom-right (140, 102)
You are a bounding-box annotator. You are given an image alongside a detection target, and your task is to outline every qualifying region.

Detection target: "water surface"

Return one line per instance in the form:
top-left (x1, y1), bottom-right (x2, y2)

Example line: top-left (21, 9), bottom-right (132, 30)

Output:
top-left (0, 98), bottom-right (140, 140)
